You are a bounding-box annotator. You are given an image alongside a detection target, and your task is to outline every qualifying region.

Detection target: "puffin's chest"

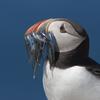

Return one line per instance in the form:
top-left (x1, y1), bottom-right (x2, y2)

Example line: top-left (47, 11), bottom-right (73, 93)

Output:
top-left (43, 62), bottom-right (100, 100)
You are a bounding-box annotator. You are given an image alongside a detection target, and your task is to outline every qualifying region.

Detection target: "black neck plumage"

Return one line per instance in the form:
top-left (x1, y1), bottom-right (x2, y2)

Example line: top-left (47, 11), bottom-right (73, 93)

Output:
top-left (50, 40), bottom-right (99, 69)
top-left (51, 52), bottom-right (100, 77)
top-left (52, 51), bottom-right (98, 69)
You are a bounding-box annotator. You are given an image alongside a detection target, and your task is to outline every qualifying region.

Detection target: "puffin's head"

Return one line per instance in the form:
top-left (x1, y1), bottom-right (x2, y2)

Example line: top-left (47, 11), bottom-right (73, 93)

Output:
top-left (24, 18), bottom-right (89, 77)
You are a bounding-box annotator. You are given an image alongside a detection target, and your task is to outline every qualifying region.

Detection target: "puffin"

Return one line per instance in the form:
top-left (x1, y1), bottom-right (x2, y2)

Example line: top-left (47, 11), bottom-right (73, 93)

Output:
top-left (24, 18), bottom-right (100, 100)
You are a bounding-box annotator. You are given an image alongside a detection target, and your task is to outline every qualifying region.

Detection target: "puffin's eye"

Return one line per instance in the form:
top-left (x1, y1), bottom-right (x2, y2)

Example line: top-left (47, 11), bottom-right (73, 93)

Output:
top-left (60, 24), bottom-right (67, 33)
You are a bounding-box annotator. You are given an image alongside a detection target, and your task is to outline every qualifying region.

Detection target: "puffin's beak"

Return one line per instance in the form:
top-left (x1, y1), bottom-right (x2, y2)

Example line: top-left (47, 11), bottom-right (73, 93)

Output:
top-left (24, 19), bottom-right (58, 78)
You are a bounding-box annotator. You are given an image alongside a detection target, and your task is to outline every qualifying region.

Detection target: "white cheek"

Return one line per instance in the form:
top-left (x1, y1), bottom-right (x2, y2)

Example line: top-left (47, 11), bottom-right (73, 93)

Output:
top-left (54, 33), bottom-right (84, 52)
top-left (48, 21), bottom-right (85, 52)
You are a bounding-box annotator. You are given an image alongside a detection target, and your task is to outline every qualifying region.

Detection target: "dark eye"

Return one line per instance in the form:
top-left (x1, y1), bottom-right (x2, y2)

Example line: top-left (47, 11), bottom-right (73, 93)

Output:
top-left (60, 24), bottom-right (67, 33)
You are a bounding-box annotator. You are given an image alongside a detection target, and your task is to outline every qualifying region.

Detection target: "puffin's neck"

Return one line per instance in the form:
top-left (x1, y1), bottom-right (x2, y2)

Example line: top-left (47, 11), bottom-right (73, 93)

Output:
top-left (50, 51), bottom-right (99, 69)
top-left (51, 51), bottom-right (88, 69)
top-left (50, 39), bottom-right (90, 69)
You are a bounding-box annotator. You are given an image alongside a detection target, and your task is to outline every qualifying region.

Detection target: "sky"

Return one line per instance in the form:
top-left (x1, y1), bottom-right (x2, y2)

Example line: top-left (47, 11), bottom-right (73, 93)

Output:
top-left (0, 0), bottom-right (100, 100)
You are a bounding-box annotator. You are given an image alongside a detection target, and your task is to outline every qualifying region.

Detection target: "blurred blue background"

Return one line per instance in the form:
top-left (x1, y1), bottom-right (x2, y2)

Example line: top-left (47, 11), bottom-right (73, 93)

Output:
top-left (0, 0), bottom-right (100, 100)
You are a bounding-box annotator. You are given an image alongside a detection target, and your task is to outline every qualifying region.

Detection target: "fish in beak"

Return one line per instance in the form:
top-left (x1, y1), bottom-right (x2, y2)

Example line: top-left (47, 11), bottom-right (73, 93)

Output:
top-left (24, 19), bottom-right (57, 78)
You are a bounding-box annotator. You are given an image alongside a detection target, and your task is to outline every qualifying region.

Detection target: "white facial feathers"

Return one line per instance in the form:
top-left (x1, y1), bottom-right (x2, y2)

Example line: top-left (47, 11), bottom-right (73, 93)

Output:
top-left (48, 21), bottom-right (85, 52)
